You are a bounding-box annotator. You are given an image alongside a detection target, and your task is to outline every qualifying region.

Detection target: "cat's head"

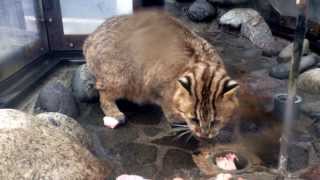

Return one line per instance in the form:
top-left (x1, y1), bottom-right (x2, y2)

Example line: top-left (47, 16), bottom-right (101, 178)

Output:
top-left (172, 61), bottom-right (239, 139)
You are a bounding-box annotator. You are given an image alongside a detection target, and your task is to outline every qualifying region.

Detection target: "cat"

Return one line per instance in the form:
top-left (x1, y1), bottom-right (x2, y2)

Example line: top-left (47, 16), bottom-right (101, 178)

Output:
top-left (83, 10), bottom-right (239, 139)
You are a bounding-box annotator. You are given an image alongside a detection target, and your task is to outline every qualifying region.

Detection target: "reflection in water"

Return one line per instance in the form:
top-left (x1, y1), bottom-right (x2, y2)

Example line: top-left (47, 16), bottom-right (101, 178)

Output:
top-left (60, 0), bottom-right (133, 34)
top-left (0, 0), bottom-right (40, 60)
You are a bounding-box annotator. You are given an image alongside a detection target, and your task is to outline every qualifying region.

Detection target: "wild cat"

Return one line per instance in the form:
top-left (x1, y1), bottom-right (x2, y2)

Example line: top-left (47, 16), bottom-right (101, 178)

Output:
top-left (83, 10), bottom-right (239, 139)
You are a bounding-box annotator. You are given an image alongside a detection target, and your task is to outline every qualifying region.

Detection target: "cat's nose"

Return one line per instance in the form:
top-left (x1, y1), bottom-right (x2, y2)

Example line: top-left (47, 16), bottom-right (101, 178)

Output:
top-left (199, 130), bottom-right (210, 138)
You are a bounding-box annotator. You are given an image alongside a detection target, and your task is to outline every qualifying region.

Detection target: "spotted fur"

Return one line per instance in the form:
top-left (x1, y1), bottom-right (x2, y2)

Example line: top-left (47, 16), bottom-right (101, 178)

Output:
top-left (83, 10), bottom-right (239, 139)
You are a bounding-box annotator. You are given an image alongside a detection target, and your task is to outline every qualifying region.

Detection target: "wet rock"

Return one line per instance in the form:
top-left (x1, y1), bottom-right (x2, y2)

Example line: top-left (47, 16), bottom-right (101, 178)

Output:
top-left (301, 165), bottom-right (320, 180)
top-left (115, 143), bottom-right (157, 171)
top-left (215, 127), bottom-right (234, 143)
top-left (298, 68), bottom-right (320, 94)
top-left (208, 0), bottom-right (248, 5)
top-left (162, 149), bottom-right (196, 175)
top-left (278, 39), bottom-right (310, 63)
top-left (143, 127), bottom-right (161, 137)
top-left (219, 9), bottom-right (275, 51)
top-left (309, 121), bottom-right (320, 139)
top-left (187, 0), bottom-right (217, 22)
top-left (269, 54), bottom-right (318, 79)
top-left (239, 69), bottom-right (287, 109)
top-left (176, 0), bottom-right (195, 2)
top-left (35, 82), bottom-right (79, 118)
top-left (0, 109), bottom-right (110, 179)
top-left (36, 112), bottom-right (93, 149)
top-left (287, 144), bottom-right (309, 172)
top-left (72, 64), bottom-right (99, 102)
top-left (98, 125), bottom-right (139, 150)
top-left (152, 135), bottom-right (199, 151)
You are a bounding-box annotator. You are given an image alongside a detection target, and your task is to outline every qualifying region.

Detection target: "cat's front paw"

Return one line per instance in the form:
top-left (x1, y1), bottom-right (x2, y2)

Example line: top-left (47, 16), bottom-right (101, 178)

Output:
top-left (103, 115), bottom-right (126, 129)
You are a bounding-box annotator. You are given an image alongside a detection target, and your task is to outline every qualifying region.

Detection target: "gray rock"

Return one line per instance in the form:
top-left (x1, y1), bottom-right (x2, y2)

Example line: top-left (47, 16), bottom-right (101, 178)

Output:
top-left (162, 149), bottom-right (196, 176)
top-left (269, 53), bottom-right (318, 79)
top-left (72, 64), bottom-right (99, 102)
top-left (278, 39), bottom-right (310, 63)
top-left (116, 143), bottom-right (157, 170)
top-left (240, 16), bottom-right (274, 52)
top-left (288, 144), bottom-right (309, 172)
top-left (298, 68), bottom-right (320, 94)
top-left (219, 8), bottom-right (275, 51)
top-left (36, 112), bottom-right (93, 149)
top-left (0, 109), bottom-right (110, 179)
top-left (35, 82), bottom-right (79, 118)
top-left (208, 0), bottom-right (248, 5)
top-left (187, 0), bottom-right (217, 22)
top-left (219, 8), bottom-right (260, 28)
top-left (309, 121), bottom-right (320, 139)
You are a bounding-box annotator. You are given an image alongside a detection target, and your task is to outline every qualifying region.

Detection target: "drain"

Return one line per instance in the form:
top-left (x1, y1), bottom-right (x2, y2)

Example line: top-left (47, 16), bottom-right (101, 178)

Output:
top-left (213, 151), bottom-right (248, 171)
top-left (192, 144), bottom-right (261, 176)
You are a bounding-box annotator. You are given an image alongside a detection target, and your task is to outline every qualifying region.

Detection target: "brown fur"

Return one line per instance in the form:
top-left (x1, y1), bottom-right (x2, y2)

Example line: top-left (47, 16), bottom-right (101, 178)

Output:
top-left (83, 10), bottom-right (239, 139)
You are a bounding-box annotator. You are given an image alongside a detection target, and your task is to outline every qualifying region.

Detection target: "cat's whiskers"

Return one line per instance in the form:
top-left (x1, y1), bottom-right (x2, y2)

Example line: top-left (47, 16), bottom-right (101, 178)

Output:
top-left (173, 129), bottom-right (192, 141)
top-left (185, 133), bottom-right (194, 143)
top-left (171, 123), bottom-right (189, 128)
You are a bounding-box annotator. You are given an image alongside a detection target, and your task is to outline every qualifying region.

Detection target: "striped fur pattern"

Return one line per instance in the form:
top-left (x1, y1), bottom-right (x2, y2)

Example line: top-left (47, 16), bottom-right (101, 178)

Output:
top-left (83, 10), bottom-right (239, 139)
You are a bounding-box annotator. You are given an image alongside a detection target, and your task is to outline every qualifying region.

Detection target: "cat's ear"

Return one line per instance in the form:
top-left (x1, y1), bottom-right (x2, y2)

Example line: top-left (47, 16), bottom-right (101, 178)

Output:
top-left (178, 76), bottom-right (192, 95)
top-left (222, 80), bottom-right (239, 97)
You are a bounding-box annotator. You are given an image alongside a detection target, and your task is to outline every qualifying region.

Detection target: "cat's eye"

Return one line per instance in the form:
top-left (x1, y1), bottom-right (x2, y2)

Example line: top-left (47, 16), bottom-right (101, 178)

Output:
top-left (191, 118), bottom-right (200, 124)
top-left (178, 76), bottom-right (192, 95)
top-left (222, 80), bottom-right (239, 94)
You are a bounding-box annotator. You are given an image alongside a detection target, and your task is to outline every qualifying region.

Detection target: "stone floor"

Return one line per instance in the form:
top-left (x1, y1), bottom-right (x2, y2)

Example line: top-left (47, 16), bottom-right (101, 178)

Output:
top-left (13, 1), bottom-right (320, 180)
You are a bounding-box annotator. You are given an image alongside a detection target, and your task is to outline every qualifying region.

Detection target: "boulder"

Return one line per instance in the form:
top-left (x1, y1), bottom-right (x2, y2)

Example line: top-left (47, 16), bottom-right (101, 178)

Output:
top-left (219, 8), bottom-right (275, 52)
top-left (298, 68), bottom-right (320, 94)
top-left (35, 82), bottom-right (79, 118)
top-left (0, 109), bottom-right (110, 179)
top-left (36, 112), bottom-right (93, 149)
top-left (72, 64), bottom-right (99, 102)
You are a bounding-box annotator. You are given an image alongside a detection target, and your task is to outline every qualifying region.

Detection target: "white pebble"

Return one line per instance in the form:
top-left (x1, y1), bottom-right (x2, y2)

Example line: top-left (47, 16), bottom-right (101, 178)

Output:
top-left (116, 174), bottom-right (147, 180)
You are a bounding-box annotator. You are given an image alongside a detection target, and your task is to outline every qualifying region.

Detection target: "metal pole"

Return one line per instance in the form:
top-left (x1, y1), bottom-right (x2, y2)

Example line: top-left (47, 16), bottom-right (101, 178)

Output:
top-left (278, 0), bottom-right (307, 176)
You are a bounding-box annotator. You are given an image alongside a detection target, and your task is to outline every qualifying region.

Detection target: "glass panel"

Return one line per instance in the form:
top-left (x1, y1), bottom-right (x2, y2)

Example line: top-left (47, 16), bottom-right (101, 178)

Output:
top-left (60, 0), bottom-right (133, 35)
top-left (269, 0), bottom-right (320, 23)
top-left (0, 0), bottom-right (47, 81)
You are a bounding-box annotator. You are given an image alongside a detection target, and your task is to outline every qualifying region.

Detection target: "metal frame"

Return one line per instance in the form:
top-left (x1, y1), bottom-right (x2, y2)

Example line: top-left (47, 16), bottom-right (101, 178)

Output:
top-left (42, 0), bottom-right (85, 50)
top-left (43, 0), bottom-right (159, 51)
top-left (0, 0), bottom-right (49, 82)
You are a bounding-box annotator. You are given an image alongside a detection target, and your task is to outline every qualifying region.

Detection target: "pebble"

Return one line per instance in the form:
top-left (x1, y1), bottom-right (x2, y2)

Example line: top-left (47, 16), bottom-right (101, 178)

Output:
top-left (269, 53), bottom-right (318, 79)
top-left (277, 39), bottom-right (310, 63)
top-left (298, 68), bottom-right (320, 94)
top-left (187, 0), bottom-right (217, 22)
